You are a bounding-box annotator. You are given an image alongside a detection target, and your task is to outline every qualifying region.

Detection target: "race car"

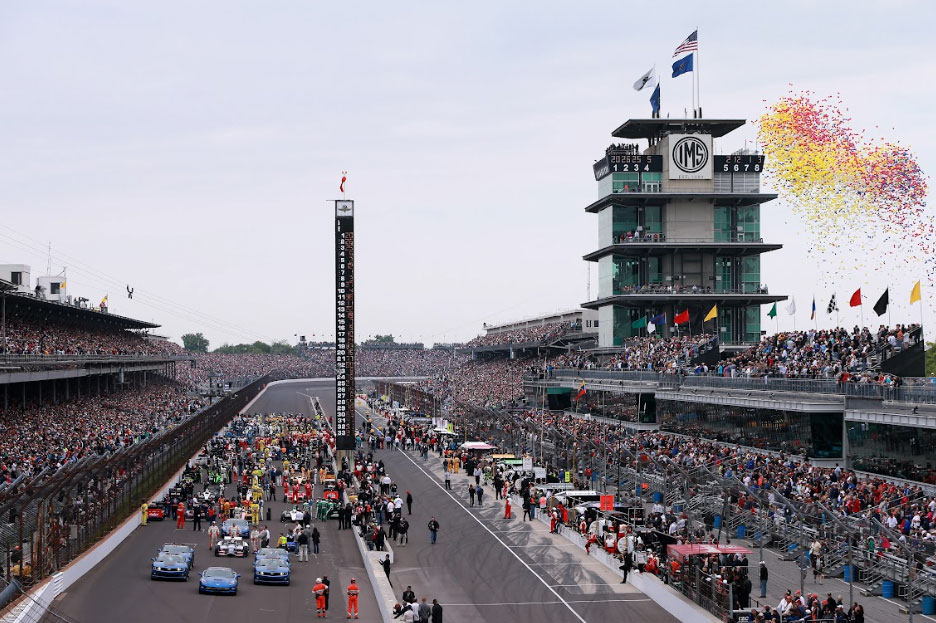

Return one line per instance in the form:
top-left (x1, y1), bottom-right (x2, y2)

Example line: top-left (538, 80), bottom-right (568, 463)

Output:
top-left (221, 518), bottom-right (250, 538)
top-left (254, 548), bottom-right (290, 566)
top-left (280, 507), bottom-right (304, 523)
top-left (198, 567), bottom-right (239, 595)
top-left (214, 536), bottom-right (250, 557)
top-left (253, 557), bottom-right (290, 585)
top-left (151, 553), bottom-right (189, 581)
top-left (158, 543), bottom-right (195, 570)
top-left (146, 505), bottom-right (166, 521)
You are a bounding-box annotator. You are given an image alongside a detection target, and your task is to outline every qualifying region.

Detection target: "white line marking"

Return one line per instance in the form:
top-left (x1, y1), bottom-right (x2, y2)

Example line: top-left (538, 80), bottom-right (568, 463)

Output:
top-left (397, 445), bottom-right (590, 623)
top-left (508, 543), bottom-right (579, 548)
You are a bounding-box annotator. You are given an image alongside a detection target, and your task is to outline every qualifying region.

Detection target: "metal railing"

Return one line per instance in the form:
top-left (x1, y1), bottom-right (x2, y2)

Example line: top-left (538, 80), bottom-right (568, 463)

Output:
top-left (0, 353), bottom-right (193, 364)
top-left (535, 369), bottom-right (936, 403)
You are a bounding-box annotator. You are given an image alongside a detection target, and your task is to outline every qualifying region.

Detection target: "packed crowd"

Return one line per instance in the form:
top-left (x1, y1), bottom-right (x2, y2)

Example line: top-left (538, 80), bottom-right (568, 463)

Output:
top-left (0, 382), bottom-right (204, 485)
top-left (555, 334), bottom-right (718, 372)
top-left (467, 321), bottom-right (569, 347)
top-left (720, 325), bottom-right (921, 379)
top-left (0, 317), bottom-right (184, 357)
top-left (417, 357), bottom-right (528, 410)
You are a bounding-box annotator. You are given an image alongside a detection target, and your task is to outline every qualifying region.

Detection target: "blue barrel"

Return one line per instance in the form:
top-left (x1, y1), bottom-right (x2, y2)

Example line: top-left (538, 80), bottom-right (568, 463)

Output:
top-left (653, 491), bottom-right (662, 503)
top-left (843, 565), bottom-right (853, 583)
top-left (788, 543), bottom-right (798, 553)
top-left (673, 503), bottom-right (684, 513)
top-left (713, 515), bottom-right (722, 529)
top-left (882, 580), bottom-right (895, 598)
top-left (737, 525), bottom-right (747, 538)
top-left (922, 596), bottom-right (935, 615)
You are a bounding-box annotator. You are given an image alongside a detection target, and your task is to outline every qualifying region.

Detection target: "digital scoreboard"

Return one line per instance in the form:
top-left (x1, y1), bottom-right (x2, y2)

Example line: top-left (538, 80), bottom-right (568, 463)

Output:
top-left (714, 154), bottom-right (765, 173)
top-left (335, 200), bottom-right (355, 451)
top-left (593, 154), bottom-right (662, 180)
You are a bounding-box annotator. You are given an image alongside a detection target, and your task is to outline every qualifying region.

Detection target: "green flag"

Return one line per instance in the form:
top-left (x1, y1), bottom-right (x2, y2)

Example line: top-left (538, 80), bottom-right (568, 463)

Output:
top-left (631, 315), bottom-right (648, 329)
top-left (767, 302), bottom-right (777, 319)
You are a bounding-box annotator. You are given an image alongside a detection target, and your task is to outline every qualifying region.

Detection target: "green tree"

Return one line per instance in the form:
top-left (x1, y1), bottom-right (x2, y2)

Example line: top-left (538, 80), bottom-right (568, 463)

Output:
top-left (181, 332), bottom-right (209, 353)
top-left (372, 334), bottom-right (396, 344)
top-left (270, 339), bottom-right (294, 354)
top-left (927, 341), bottom-right (936, 377)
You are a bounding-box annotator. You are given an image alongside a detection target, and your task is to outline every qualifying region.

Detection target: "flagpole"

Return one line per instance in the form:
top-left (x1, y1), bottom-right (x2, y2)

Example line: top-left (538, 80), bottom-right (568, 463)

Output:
top-left (695, 26), bottom-right (701, 116)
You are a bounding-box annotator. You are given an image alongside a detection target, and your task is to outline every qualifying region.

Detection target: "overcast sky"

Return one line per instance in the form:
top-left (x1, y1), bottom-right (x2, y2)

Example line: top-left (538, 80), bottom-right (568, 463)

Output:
top-left (1, 1), bottom-right (933, 347)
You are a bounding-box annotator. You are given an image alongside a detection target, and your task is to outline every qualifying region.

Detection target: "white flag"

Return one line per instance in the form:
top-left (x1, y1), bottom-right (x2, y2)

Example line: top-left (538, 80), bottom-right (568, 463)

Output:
top-left (786, 296), bottom-right (796, 315)
top-left (647, 322), bottom-right (656, 334)
top-left (633, 67), bottom-right (656, 92)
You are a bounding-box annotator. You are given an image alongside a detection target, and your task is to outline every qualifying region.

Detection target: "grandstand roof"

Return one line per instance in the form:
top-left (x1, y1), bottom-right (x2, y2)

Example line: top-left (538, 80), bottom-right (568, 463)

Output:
top-left (0, 279), bottom-right (16, 293)
top-left (3, 292), bottom-right (159, 331)
top-left (611, 118), bottom-right (746, 139)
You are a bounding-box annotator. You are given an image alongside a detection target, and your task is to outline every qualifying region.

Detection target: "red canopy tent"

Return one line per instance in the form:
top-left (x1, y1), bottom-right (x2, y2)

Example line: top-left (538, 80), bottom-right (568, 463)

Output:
top-left (666, 543), bottom-right (753, 561)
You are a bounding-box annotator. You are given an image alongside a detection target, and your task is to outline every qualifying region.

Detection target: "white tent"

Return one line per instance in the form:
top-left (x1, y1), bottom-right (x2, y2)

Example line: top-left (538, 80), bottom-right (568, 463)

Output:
top-left (460, 441), bottom-right (496, 450)
top-left (433, 427), bottom-right (456, 436)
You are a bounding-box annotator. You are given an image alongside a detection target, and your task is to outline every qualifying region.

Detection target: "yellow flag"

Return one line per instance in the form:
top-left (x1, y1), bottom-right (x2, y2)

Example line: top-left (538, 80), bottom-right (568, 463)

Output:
top-left (704, 304), bottom-right (718, 322)
top-left (910, 280), bottom-right (921, 304)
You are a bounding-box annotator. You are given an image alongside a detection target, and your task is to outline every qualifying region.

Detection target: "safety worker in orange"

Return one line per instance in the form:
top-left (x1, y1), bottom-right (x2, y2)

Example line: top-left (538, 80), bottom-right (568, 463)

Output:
top-left (176, 501), bottom-right (185, 529)
top-left (140, 501), bottom-right (148, 527)
top-left (346, 577), bottom-right (360, 619)
top-left (504, 496), bottom-right (512, 519)
top-left (313, 577), bottom-right (328, 618)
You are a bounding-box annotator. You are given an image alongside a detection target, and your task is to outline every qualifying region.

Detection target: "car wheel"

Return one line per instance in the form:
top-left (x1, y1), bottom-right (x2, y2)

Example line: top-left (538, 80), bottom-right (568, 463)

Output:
top-left (232, 588), bottom-right (237, 596)
top-left (198, 587), bottom-right (205, 594)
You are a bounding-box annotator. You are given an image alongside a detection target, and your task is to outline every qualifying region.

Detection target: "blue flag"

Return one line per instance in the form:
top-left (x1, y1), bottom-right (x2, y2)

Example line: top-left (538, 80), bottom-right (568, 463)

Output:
top-left (672, 53), bottom-right (694, 78)
top-left (649, 82), bottom-right (661, 115)
top-left (650, 313), bottom-right (666, 325)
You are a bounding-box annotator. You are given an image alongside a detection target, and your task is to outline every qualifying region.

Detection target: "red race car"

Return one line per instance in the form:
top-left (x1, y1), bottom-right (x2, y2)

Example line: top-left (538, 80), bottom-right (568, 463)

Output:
top-left (147, 505), bottom-right (166, 521)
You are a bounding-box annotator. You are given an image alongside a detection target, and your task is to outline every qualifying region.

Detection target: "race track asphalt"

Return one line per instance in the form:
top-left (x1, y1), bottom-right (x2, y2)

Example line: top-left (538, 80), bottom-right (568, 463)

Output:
top-left (51, 379), bottom-right (679, 623)
top-left (49, 380), bottom-right (380, 623)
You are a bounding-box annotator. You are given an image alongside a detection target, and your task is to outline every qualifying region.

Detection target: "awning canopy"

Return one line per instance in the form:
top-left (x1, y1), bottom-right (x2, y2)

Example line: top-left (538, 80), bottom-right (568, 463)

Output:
top-left (460, 441), bottom-right (496, 450)
top-left (667, 544), bottom-right (753, 559)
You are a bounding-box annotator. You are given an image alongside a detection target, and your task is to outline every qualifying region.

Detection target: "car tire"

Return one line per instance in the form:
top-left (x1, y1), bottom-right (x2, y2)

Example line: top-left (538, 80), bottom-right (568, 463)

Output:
top-left (232, 588), bottom-right (237, 596)
top-left (198, 587), bottom-right (205, 594)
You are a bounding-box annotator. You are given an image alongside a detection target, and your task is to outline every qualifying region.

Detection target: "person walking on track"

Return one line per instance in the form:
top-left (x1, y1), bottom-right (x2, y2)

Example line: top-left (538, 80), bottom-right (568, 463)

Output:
top-left (504, 497), bottom-right (512, 519)
top-left (347, 577), bottom-right (360, 619)
top-left (313, 578), bottom-right (328, 618)
top-left (428, 517), bottom-right (440, 545)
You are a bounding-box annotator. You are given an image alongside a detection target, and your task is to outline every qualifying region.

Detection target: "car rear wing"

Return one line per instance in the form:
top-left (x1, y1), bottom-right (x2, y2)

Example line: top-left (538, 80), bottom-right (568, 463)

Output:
top-left (163, 542), bottom-right (198, 550)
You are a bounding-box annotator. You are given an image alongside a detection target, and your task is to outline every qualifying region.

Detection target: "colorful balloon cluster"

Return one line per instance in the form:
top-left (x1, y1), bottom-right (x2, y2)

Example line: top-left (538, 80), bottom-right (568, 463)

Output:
top-left (757, 91), bottom-right (932, 284)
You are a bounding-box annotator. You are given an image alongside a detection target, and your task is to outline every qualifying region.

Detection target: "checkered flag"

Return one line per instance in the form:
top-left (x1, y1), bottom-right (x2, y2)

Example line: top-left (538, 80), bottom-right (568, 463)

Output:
top-left (826, 294), bottom-right (838, 314)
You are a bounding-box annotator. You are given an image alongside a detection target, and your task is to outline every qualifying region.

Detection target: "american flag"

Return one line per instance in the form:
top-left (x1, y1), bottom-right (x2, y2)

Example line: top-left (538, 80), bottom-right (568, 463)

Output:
top-left (673, 30), bottom-right (698, 57)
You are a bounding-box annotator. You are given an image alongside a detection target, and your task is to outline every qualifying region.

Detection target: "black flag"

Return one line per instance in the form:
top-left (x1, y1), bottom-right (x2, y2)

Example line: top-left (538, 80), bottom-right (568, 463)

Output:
top-left (873, 289), bottom-right (889, 316)
top-left (826, 294), bottom-right (838, 314)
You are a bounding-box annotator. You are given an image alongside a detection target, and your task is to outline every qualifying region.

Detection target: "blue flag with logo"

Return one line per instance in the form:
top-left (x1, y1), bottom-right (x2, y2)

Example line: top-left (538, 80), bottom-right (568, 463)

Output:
top-left (672, 53), bottom-right (694, 78)
top-left (649, 82), bottom-right (661, 115)
top-left (649, 313), bottom-right (666, 325)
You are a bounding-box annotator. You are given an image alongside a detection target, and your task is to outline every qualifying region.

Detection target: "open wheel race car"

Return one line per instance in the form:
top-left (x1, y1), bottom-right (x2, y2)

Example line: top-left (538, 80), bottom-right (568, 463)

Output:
top-left (214, 536), bottom-right (250, 557)
top-left (280, 507), bottom-right (305, 523)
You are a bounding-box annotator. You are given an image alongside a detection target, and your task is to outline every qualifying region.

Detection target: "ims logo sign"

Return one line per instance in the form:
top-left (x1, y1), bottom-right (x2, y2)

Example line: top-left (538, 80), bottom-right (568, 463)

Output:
top-left (669, 134), bottom-right (712, 180)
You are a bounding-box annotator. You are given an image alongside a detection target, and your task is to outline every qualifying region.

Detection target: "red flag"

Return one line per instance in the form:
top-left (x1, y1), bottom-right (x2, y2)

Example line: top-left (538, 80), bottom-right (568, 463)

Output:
top-left (674, 309), bottom-right (690, 325)
top-left (849, 288), bottom-right (862, 307)
top-left (339, 171), bottom-right (347, 193)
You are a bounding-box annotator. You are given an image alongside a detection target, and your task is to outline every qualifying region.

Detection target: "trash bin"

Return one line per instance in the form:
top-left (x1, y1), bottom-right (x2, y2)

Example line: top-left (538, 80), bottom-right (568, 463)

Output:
top-left (653, 492), bottom-right (662, 503)
top-left (673, 502), bottom-right (684, 513)
top-left (266, 507), bottom-right (271, 521)
top-left (922, 596), bottom-right (935, 615)
top-left (843, 565), bottom-right (853, 583)
top-left (882, 580), bottom-right (895, 598)
top-left (713, 515), bottom-right (722, 529)
top-left (737, 525), bottom-right (747, 538)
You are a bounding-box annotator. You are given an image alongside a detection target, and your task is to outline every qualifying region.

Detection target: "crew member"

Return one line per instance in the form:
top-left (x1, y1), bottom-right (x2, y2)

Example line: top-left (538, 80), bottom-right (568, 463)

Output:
top-left (313, 577), bottom-right (328, 618)
top-left (140, 501), bottom-right (148, 527)
top-left (504, 497), bottom-right (512, 520)
top-left (208, 521), bottom-right (221, 550)
top-left (176, 502), bottom-right (186, 529)
top-left (346, 577), bottom-right (360, 619)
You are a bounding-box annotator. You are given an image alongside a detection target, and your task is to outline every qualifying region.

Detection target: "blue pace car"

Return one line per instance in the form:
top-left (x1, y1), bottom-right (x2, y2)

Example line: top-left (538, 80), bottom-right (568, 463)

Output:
top-left (151, 553), bottom-right (189, 581)
top-left (221, 518), bottom-right (250, 538)
top-left (198, 567), bottom-right (239, 595)
top-left (253, 557), bottom-right (290, 585)
top-left (254, 548), bottom-right (290, 566)
top-left (159, 543), bottom-right (195, 570)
